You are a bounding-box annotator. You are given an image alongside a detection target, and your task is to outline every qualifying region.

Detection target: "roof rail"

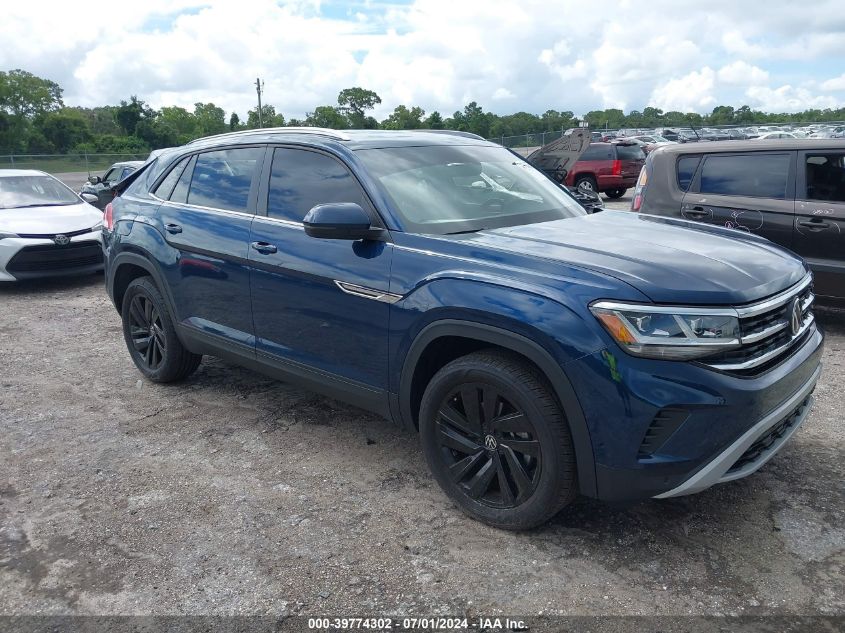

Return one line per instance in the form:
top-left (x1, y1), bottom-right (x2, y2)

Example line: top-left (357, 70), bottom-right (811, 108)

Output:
top-left (186, 127), bottom-right (352, 145)
top-left (417, 130), bottom-right (487, 141)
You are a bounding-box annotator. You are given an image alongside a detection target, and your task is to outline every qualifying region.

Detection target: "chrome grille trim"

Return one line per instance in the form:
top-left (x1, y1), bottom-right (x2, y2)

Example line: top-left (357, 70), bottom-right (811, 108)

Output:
top-left (708, 314), bottom-right (815, 371)
top-left (734, 275), bottom-right (813, 318)
top-left (741, 321), bottom-right (788, 345)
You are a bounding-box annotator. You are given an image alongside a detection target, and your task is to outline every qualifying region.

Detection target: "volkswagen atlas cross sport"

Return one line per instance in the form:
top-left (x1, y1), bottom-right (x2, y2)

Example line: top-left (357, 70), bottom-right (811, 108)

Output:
top-left (102, 128), bottom-right (824, 530)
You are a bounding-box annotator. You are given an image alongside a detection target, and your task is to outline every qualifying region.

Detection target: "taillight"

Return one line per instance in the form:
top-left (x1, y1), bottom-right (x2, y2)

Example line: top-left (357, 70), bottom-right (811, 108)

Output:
top-left (612, 160), bottom-right (622, 176)
top-left (104, 202), bottom-right (114, 231)
top-left (631, 165), bottom-right (649, 212)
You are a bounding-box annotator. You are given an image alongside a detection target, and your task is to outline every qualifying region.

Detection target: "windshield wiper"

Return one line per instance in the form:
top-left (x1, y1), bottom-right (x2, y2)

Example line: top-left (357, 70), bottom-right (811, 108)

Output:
top-left (445, 228), bottom-right (485, 235)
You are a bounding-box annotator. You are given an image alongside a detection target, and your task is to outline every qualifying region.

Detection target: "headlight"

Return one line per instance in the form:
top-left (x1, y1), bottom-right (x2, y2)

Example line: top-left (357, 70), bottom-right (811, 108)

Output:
top-left (91, 221), bottom-right (104, 232)
top-left (590, 301), bottom-right (741, 360)
top-left (0, 231), bottom-right (19, 240)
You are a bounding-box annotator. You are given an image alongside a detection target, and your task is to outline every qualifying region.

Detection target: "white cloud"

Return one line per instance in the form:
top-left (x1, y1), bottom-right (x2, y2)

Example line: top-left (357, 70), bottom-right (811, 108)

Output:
top-left (649, 68), bottom-right (717, 112)
top-left (717, 61), bottom-right (769, 86)
top-left (744, 85), bottom-right (842, 112)
top-left (1, 0), bottom-right (844, 120)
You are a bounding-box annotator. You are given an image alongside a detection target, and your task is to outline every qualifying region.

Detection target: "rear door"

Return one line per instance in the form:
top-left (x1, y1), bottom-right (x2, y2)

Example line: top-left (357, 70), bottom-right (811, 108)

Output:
top-left (248, 146), bottom-right (393, 402)
top-left (682, 151), bottom-right (795, 249)
top-left (795, 149), bottom-right (845, 299)
top-left (613, 142), bottom-right (646, 187)
top-left (155, 146), bottom-right (265, 348)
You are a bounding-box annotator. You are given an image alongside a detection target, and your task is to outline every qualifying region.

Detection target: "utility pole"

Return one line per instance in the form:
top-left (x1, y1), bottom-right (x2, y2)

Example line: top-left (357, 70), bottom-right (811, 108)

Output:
top-left (255, 77), bottom-right (264, 128)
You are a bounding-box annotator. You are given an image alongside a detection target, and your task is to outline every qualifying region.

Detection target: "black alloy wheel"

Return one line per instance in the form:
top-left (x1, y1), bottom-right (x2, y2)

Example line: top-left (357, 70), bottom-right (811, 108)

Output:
top-left (128, 293), bottom-right (166, 371)
top-left (435, 384), bottom-right (540, 508)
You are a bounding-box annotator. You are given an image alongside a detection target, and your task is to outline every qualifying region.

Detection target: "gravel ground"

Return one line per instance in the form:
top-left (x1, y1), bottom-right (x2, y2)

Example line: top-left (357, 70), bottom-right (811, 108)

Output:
top-left (0, 274), bottom-right (843, 618)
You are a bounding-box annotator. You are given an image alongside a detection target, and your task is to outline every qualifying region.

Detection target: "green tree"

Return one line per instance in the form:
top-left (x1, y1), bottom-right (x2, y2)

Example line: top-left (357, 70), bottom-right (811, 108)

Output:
top-left (193, 102), bottom-right (226, 136)
top-left (0, 69), bottom-right (64, 153)
top-left (229, 112), bottom-right (241, 130)
top-left (305, 105), bottom-right (348, 129)
top-left (40, 108), bottom-right (92, 152)
top-left (381, 105), bottom-right (426, 130)
top-left (337, 87), bottom-right (381, 128)
top-left (246, 104), bottom-right (285, 129)
top-left (424, 111), bottom-right (445, 129)
top-left (115, 96), bottom-right (153, 136)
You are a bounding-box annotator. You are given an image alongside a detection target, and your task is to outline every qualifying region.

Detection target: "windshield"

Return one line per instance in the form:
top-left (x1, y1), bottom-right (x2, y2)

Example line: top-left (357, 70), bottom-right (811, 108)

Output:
top-left (0, 175), bottom-right (80, 209)
top-left (355, 145), bottom-right (585, 234)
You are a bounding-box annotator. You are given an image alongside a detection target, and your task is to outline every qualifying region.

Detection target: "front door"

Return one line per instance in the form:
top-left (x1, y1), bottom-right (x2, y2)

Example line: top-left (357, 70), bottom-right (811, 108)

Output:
top-left (795, 149), bottom-right (845, 299)
top-left (683, 151), bottom-right (795, 249)
top-left (248, 147), bottom-right (393, 398)
top-left (155, 146), bottom-right (265, 348)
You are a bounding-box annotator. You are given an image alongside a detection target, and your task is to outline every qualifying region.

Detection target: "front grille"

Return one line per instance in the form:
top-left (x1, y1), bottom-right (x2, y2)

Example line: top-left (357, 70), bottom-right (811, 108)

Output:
top-left (727, 397), bottom-right (809, 473)
top-left (704, 276), bottom-right (815, 376)
top-left (6, 241), bottom-right (103, 273)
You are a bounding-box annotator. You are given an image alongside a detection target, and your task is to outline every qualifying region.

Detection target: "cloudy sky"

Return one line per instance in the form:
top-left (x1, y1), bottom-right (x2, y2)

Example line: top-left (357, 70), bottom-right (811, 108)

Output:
top-left (3, 0), bottom-right (845, 120)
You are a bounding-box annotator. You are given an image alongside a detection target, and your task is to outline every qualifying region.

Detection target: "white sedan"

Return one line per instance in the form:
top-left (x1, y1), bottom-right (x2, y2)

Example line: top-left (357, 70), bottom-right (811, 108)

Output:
top-left (0, 170), bottom-right (104, 282)
top-left (754, 132), bottom-right (798, 140)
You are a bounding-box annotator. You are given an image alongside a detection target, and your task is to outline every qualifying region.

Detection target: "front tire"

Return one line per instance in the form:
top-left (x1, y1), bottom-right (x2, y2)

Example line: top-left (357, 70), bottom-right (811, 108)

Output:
top-left (419, 350), bottom-right (577, 530)
top-left (121, 276), bottom-right (202, 383)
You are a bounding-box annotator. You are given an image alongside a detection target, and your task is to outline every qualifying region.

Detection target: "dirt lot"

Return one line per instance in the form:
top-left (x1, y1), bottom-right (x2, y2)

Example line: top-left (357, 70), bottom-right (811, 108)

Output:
top-left (0, 274), bottom-right (843, 618)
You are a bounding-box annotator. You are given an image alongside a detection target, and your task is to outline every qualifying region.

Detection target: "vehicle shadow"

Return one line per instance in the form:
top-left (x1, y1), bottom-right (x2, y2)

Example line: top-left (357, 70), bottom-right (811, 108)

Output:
top-left (0, 272), bottom-right (103, 296)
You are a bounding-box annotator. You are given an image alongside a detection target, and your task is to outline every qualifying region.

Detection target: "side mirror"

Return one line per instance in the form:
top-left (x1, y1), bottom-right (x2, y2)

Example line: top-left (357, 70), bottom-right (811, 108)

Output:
top-left (80, 192), bottom-right (99, 205)
top-left (89, 175), bottom-right (101, 185)
top-left (303, 203), bottom-right (383, 241)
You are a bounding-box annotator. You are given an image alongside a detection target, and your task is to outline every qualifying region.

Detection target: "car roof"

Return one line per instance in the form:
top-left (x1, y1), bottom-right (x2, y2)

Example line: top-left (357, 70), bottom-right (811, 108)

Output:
top-left (0, 169), bottom-right (51, 177)
top-left (183, 128), bottom-right (495, 151)
top-left (655, 138), bottom-right (845, 154)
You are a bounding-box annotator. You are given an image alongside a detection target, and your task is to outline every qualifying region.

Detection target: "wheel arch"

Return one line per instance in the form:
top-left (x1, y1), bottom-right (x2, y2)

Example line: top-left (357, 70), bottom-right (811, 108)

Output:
top-left (109, 251), bottom-right (173, 317)
top-left (399, 319), bottom-right (597, 497)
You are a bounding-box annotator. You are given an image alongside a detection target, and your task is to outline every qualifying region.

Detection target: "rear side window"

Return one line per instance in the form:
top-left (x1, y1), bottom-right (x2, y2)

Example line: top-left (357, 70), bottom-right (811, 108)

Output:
top-left (267, 148), bottom-right (367, 222)
top-left (699, 154), bottom-right (790, 199)
top-left (580, 144), bottom-right (613, 161)
top-left (805, 153), bottom-right (845, 202)
top-left (676, 155), bottom-right (701, 192)
top-left (186, 147), bottom-right (263, 213)
top-left (153, 156), bottom-right (190, 200)
top-left (614, 144), bottom-right (645, 160)
top-left (170, 155), bottom-right (196, 204)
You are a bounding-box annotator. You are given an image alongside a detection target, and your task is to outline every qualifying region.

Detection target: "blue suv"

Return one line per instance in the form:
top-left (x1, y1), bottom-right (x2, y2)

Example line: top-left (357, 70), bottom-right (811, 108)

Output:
top-left (103, 128), bottom-right (824, 529)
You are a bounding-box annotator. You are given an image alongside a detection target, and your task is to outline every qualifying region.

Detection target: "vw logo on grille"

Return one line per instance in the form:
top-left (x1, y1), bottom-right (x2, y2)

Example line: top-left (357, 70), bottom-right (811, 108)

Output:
top-left (53, 234), bottom-right (70, 246)
top-left (789, 298), bottom-right (803, 336)
top-left (484, 434), bottom-right (498, 450)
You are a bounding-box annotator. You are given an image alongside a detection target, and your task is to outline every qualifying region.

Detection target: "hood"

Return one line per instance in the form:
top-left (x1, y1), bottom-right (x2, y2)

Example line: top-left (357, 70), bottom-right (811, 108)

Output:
top-left (469, 211), bottom-right (807, 305)
top-left (0, 202), bottom-right (102, 235)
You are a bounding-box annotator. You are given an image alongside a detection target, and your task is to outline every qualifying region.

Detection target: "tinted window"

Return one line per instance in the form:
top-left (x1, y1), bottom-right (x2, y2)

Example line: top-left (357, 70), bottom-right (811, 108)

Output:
top-left (580, 144), bottom-right (613, 161)
top-left (615, 144), bottom-right (645, 160)
top-left (187, 147), bottom-right (263, 213)
top-left (170, 155), bottom-right (196, 204)
top-left (699, 154), bottom-right (790, 199)
top-left (103, 168), bottom-right (121, 183)
top-left (676, 156), bottom-right (701, 192)
top-left (153, 156), bottom-right (189, 199)
top-left (805, 153), bottom-right (845, 202)
top-left (267, 148), bottom-right (367, 222)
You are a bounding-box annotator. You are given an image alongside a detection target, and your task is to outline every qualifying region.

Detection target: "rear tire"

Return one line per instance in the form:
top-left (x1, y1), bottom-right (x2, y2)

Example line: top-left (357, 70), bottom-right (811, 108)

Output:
top-left (574, 175), bottom-right (598, 194)
top-left (121, 276), bottom-right (202, 383)
top-left (419, 350), bottom-right (577, 530)
top-left (605, 188), bottom-right (626, 199)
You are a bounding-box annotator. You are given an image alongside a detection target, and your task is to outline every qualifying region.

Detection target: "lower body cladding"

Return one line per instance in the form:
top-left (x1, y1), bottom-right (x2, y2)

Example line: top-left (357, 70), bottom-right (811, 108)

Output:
top-left (0, 235), bottom-right (103, 281)
top-left (565, 325), bottom-right (824, 502)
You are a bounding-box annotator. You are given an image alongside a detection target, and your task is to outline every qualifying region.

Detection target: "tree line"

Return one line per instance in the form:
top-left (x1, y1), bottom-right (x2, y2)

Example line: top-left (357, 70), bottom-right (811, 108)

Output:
top-left (2, 69), bottom-right (844, 155)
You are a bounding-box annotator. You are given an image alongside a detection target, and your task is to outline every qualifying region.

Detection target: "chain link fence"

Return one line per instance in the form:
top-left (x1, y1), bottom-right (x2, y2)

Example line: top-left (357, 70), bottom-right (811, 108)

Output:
top-left (0, 153), bottom-right (149, 175)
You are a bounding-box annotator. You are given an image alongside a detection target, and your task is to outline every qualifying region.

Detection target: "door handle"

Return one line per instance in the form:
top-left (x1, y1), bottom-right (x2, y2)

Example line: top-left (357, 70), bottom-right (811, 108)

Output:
top-left (684, 206), bottom-right (708, 219)
top-left (250, 241), bottom-right (278, 254)
top-left (165, 223), bottom-right (182, 234)
top-left (797, 220), bottom-right (831, 231)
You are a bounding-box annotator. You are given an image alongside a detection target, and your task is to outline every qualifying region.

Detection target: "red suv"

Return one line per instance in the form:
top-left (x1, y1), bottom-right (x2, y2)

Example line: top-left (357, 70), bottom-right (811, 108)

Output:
top-left (565, 141), bottom-right (645, 199)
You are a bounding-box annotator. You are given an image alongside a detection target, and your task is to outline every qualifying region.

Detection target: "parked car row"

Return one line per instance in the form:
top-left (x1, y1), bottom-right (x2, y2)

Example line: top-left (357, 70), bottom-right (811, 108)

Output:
top-left (600, 124), bottom-right (845, 145)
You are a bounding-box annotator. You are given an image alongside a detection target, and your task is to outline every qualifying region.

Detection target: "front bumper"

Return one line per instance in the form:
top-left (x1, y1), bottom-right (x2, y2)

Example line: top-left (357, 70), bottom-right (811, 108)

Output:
top-left (0, 232), bottom-right (103, 281)
top-left (567, 323), bottom-right (824, 502)
top-left (654, 363), bottom-right (819, 498)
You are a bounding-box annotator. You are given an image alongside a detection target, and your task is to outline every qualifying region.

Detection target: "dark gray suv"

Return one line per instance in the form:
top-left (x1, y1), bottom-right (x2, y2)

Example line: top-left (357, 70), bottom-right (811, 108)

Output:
top-left (633, 139), bottom-right (845, 301)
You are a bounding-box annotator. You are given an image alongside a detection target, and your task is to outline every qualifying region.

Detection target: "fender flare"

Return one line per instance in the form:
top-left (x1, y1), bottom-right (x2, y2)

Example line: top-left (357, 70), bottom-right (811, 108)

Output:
top-left (399, 319), bottom-right (597, 497)
top-left (108, 250), bottom-right (176, 317)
